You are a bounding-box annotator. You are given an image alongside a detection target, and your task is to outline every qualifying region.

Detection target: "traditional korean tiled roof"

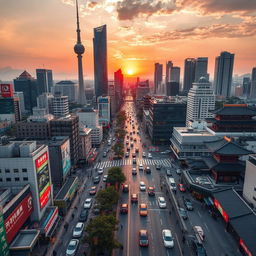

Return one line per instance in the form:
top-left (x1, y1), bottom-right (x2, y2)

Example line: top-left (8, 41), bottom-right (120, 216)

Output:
top-left (211, 104), bottom-right (256, 116)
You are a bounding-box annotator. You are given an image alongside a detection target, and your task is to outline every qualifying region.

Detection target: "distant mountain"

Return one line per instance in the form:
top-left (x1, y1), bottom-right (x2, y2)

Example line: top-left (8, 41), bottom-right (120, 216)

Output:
top-left (0, 66), bottom-right (24, 82)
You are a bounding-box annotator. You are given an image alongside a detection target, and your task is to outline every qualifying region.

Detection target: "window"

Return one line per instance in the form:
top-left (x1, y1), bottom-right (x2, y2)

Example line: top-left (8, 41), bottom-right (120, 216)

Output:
top-left (6, 178), bottom-right (11, 182)
top-left (14, 169), bottom-right (19, 173)
top-left (5, 169), bottom-right (10, 173)
top-left (15, 177), bottom-right (20, 181)
top-left (22, 168), bottom-right (27, 173)
top-left (23, 177), bottom-right (28, 181)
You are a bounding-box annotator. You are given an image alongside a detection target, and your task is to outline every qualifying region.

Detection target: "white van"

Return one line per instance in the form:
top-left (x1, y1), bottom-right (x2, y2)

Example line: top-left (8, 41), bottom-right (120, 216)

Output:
top-left (168, 178), bottom-right (176, 191)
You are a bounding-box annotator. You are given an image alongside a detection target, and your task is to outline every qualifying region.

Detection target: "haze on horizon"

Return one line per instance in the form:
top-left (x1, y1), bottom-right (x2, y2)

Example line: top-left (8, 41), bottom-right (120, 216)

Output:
top-left (0, 0), bottom-right (255, 81)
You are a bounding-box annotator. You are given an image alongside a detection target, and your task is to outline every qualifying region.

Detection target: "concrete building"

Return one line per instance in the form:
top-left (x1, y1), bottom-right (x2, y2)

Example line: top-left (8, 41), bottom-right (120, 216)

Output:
top-left (0, 141), bottom-right (52, 221)
top-left (249, 67), bottom-right (256, 99)
top-left (79, 127), bottom-right (92, 162)
top-left (170, 66), bottom-right (180, 84)
top-left (136, 80), bottom-right (150, 101)
top-left (13, 91), bottom-right (25, 114)
top-left (37, 93), bottom-right (54, 114)
top-left (114, 69), bottom-right (124, 108)
top-left (154, 63), bottom-right (163, 94)
top-left (183, 58), bottom-right (196, 93)
top-left (98, 96), bottom-right (111, 127)
top-left (50, 115), bottom-right (80, 164)
top-left (195, 57), bottom-right (208, 82)
top-left (214, 51), bottom-right (234, 98)
top-left (108, 80), bottom-right (117, 117)
top-left (52, 93), bottom-right (69, 117)
top-left (243, 155), bottom-right (256, 209)
top-left (242, 77), bottom-right (251, 98)
top-left (166, 82), bottom-right (179, 96)
top-left (186, 77), bottom-right (215, 126)
top-left (165, 61), bottom-right (173, 84)
top-left (53, 80), bottom-right (77, 102)
top-left (0, 97), bottom-right (21, 123)
top-left (36, 69), bottom-right (53, 94)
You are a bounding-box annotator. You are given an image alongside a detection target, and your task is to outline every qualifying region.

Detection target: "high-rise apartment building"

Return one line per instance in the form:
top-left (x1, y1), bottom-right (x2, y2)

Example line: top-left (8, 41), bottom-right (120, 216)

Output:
top-left (195, 57), bottom-right (208, 82)
top-left (183, 58), bottom-right (196, 93)
top-left (170, 66), bottom-right (180, 83)
top-left (97, 96), bottom-right (111, 127)
top-left (53, 80), bottom-right (77, 102)
top-left (213, 51), bottom-right (234, 98)
top-left (14, 71), bottom-right (38, 113)
top-left (114, 69), bottom-right (124, 108)
top-left (154, 63), bottom-right (163, 94)
top-left (52, 93), bottom-right (69, 117)
top-left (249, 67), bottom-right (256, 99)
top-left (186, 77), bottom-right (215, 126)
top-left (243, 77), bottom-right (251, 98)
top-left (93, 25), bottom-right (108, 99)
top-left (165, 61), bottom-right (173, 84)
top-left (108, 80), bottom-right (117, 116)
top-left (36, 69), bottom-right (53, 94)
top-left (166, 82), bottom-right (179, 96)
top-left (37, 93), bottom-right (54, 114)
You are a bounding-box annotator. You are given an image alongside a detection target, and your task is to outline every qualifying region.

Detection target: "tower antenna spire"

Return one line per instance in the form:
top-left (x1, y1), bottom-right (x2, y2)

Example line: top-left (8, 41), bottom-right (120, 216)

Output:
top-left (76, 0), bottom-right (81, 43)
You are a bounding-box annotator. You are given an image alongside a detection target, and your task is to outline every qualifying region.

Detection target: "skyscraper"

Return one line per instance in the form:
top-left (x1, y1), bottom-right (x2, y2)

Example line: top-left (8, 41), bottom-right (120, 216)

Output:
top-left (74, 0), bottom-right (86, 105)
top-left (186, 77), bottom-right (215, 126)
top-left (195, 57), bottom-right (208, 82)
top-left (36, 69), bottom-right (53, 94)
top-left (183, 58), bottom-right (196, 93)
top-left (93, 24), bottom-right (108, 99)
top-left (213, 51), bottom-right (234, 98)
top-left (165, 61), bottom-right (173, 84)
top-left (114, 69), bottom-right (124, 108)
top-left (243, 77), bottom-right (251, 97)
top-left (250, 67), bottom-right (256, 99)
top-left (170, 66), bottom-right (180, 83)
top-left (154, 63), bottom-right (163, 94)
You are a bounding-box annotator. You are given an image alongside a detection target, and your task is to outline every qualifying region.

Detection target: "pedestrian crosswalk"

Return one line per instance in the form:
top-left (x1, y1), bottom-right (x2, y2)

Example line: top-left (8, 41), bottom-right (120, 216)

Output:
top-left (94, 158), bottom-right (172, 169)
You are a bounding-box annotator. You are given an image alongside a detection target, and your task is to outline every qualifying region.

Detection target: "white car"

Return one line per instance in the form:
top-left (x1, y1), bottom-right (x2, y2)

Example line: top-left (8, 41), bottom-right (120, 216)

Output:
top-left (140, 181), bottom-right (146, 191)
top-left (66, 239), bottom-right (79, 256)
top-left (84, 198), bottom-right (92, 209)
top-left (98, 168), bottom-right (104, 175)
top-left (103, 175), bottom-right (108, 182)
top-left (158, 197), bottom-right (167, 208)
top-left (162, 229), bottom-right (174, 248)
top-left (73, 222), bottom-right (84, 238)
top-left (142, 152), bottom-right (146, 158)
top-left (148, 153), bottom-right (152, 159)
top-left (139, 164), bottom-right (144, 171)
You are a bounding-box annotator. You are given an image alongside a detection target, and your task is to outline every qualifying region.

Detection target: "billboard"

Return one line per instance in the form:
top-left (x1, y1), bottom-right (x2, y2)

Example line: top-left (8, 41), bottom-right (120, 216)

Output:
top-left (214, 198), bottom-right (229, 223)
top-left (0, 84), bottom-right (13, 98)
top-left (4, 193), bottom-right (33, 243)
top-left (35, 152), bottom-right (51, 209)
top-left (0, 207), bottom-right (9, 256)
top-left (43, 207), bottom-right (58, 236)
top-left (61, 140), bottom-right (71, 176)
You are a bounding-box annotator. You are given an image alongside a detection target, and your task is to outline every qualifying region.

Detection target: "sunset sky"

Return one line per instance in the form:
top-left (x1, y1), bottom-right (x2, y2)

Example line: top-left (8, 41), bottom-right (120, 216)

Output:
top-left (0, 0), bottom-right (255, 81)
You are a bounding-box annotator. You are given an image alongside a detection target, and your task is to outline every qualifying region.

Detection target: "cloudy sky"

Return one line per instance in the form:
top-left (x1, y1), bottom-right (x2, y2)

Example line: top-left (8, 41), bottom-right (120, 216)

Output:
top-left (0, 0), bottom-right (255, 81)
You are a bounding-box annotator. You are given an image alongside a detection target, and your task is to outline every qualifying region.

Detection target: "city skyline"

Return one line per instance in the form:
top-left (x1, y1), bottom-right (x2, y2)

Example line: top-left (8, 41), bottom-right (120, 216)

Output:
top-left (0, 0), bottom-right (255, 80)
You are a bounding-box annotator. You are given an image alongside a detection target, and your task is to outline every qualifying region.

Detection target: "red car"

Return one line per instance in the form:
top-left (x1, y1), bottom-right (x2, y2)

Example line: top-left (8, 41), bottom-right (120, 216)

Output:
top-left (178, 183), bottom-right (186, 192)
top-left (131, 193), bottom-right (138, 203)
top-left (148, 186), bottom-right (155, 196)
top-left (120, 204), bottom-right (128, 214)
top-left (89, 186), bottom-right (97, 195)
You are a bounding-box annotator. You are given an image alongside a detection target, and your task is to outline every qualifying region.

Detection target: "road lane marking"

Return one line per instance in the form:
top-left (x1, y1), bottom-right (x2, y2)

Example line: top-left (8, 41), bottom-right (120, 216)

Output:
top-left (160, 218), bottom-right (163, 225)
top-left (204, 223), bottom-right (209, 231)
top-left (167, 251), bottom-right (170, 256)
top-left (175, 233), bottom-right (183, 256)
top-left (198, 211), bottom-right (202, 217)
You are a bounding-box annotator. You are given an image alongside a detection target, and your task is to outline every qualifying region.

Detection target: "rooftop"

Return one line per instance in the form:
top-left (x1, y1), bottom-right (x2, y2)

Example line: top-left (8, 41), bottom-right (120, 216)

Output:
top-left (211, 104), bottom-right (256, 116)
top-left (55, 177), bottom-right (78, 200)
top-left (56, 80), bottom-right (76, 85)
top-left (175, 127), bottom-right (215, 137)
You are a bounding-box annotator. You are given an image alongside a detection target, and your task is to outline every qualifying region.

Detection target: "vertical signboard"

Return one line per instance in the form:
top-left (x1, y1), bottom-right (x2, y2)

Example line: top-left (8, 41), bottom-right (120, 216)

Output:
top-left (0, 207), bottom-right (9, 256)
top-left (214, 198), bottom-right (229, 222)
top-left (35, 152), bottom-right (51, 209)
top-left (61, 140), bottom-right (71, 176)
top-left (0, 84), bottom-right (13, 98)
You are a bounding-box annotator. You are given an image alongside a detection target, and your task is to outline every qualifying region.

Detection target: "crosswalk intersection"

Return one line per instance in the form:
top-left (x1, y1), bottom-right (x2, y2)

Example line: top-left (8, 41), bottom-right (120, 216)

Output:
top-left (94, 158), bottom-right (172, 169)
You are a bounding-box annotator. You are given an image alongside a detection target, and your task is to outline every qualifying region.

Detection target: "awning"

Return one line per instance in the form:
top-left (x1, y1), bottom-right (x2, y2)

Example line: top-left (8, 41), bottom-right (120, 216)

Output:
top-left (204, 197), bottom-right (214, 206)
top-left (46, 216), bottom-right (61, 238)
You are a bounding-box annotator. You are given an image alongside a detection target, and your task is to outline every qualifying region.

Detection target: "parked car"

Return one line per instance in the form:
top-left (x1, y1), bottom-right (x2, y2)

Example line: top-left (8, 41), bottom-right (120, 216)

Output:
top-left (179, 207), bottom-right (188, 220)
top-left (125, 152), bottom-right (129, 158)
top-left (84, 198), bottom-right (92, 209)
top-left (120, 203), bottom-right (128, 214)
top-left (148, 186), bottom-right (155, 196)
top-left (139, 230), bottom-right (149, 247)
top-left (158, 196), bottom-right (167, 208)
top-left (184, 198), bottom-right (193, 210)
top-left (93, 176), bottom-right (100, 184)
top-left (162, 229), bottom-right (174, 248)
top-left (79, 209), bottom-right (88, 222)
top-left (93, 203), bottom-right (100, 215)
top-left (131, 193), bottom-right (138, 203)
top-left (72, 222), bottom-right (84, 238)
top-left (66, 239), bottom-right (79, 256)
top-left (140, 181), bottom-right (146, 191)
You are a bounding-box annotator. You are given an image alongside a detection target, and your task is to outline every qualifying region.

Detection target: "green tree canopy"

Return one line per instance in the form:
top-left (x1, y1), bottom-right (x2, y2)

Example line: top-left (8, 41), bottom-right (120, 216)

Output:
top-left (106, 167), bottom-right (126, 186)
top-left (96, 186), bottom-right (119, 212)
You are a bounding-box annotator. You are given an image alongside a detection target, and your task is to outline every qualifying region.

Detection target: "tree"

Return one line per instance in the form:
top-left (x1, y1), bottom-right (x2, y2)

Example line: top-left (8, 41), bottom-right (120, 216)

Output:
top-left (112, 142), bottom-right (124, 158)
top-left (106, 167), bottom-right (126, 188)
top-left (85, 215), bottom-right (120, 255)
top-left (96, 186), bottom-right (119, 212)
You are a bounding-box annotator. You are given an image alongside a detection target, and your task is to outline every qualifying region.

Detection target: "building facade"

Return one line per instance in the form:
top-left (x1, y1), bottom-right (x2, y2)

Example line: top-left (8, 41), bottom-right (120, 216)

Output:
top-left (154, 63), bottom-right (163, 94)
top-left (183, 58), bottom-right (196, 93)
top-left (249, 67), bottom-right (256, 99)
top-left (53, 80), bottom-right (77, 103)
top-left (97, 96), bottom-right (111, 127)
top-left (52, 94), bottom-right (69, 117)
top-left (166, 82), bottom-right (179, 97)
top-left (195, 57), bottom-right (208, 82)
top-left (36, 69), bottom-right (53, 94)
top-left (114, 68), bottom-right (124, 108)
top-left (165, 61), bottom-right (173, 84)
top-left (79, 127), bottom-right (92, 162)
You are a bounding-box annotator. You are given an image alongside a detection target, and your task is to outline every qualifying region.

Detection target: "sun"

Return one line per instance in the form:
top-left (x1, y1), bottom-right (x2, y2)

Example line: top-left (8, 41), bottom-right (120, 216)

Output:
top-left (127, 69), bottom-right (134, 75)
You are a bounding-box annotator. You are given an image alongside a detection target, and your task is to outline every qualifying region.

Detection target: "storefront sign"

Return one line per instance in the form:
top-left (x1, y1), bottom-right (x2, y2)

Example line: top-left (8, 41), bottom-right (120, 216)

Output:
top-left (4, 193), bottom-right (33, 243)
top-left (0, 84), bottom-right (13, 98)
top-left (214, 198), bottom-right (229, 222)
top-left (0, 207), bottom-right (9, 256)
top-left (61, 140), bottom-right (71, 176)
top-left (44, 208), bottom-right (58, 236)
top-left (35, 152), bottom-right (51, 209)
top-left (239, 239), bottom-right (252, 256)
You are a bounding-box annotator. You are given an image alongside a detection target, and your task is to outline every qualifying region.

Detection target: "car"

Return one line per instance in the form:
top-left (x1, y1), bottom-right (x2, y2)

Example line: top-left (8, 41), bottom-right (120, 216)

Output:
top-left (137, 131), bottom-right (139, 135)
top-left (140, 181), bottom-right (146, 191)
top-left (134, 138), bottom-right (137, 142)
top-left (66, 239), bottom-right (79, 256)
top-left (139, 203), bottom-right (148, 216)
top-left (79, 209), bottom-right (88, 222)
top-left (130, 132), bottom-right (132, 135)
top-left (169, 178), bottom-right (177, 191)
top-left (127, 147), bottom-right (130, 151)
top-left (139, 164), bottom-right (144, 171)
top-left (73, 222), bottom-right (84, 238)
top-left (113, 138), bottom-right (116, 141)
top-left (92, 203), bottom-right (100, 215)
top-left (156, 165), bottom-right (161, 170)
top-left (145, 166), bottom-right (151, 174)
top-left (148, 186), bottom-right (155, 196)
top-left (130, 137), bottom-right (133, 141)
top-left (193, 226), bottom-right (205, 241)
top-left (132, 152), bottom-right (136, 157)
top-left (175, 168), bottom-right (181, 175)
top-left (166, 169), bottom-right (172, 176)
top-left (131, 193), bottom-right (138, 203)
top-left (103, 152), bottom-right (107, 157)
top-left (125, 152), bottom-right (129, 158)
top-left (120, 203), bottom-right (128, 214)
top-left (131, 143), bottom-right (134, 148)
top-left (162, 229), bottom-right (174, 248)
top-left (135, 147), bottom-right (139, 152)
top-left (103, 175), bottom-right (108, 182)
top-left (93, 176), bottom-right (100, 184)
top-left (132, 167), bottom-right (137, 175)
top-left (178, 183), bottom-right (186, 192)
top-left (122, 184), bottom-right (129, 193)
top-left (89, 186), bottom-right (97, 195)
top-left (179, 207), bottom-right (188, 220)
top-left (127, 135), bottom-right (129, 139)
top-left (184, 198), bottom-right (193, 210)
top-left (84, 198), bottom-right (92, 209)
top-left (139, 230), bottom-right (149, 247)
top-left (195, 176), bottom-right (212, 185)
top-left (158, 196), bottom-right (167, 208)
top-left (132, 158), bottom-right (136, 164)
top-left (142, 152), bottom-right (146, 158)
top-left (148, 153), bottom-right (152, 159)
top-left (98, 168), bottom-right (104, 175)
top-left (189, 236), bottom-right (207, 256)
top-left (126, 140), bottom-right (129, 145)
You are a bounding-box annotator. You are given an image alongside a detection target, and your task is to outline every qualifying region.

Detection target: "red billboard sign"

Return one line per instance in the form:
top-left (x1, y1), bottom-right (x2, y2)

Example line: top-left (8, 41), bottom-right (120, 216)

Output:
top-left (0, 84), bottom-right (13, 98)
top-left (44, 208), bottom-right (58, 236)
top-left (214, 198), bottom-right (229, 222)
top-left (35, 152), bottom-right (51, 209)
top-left (4, 193), bottom-right (33, 243)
